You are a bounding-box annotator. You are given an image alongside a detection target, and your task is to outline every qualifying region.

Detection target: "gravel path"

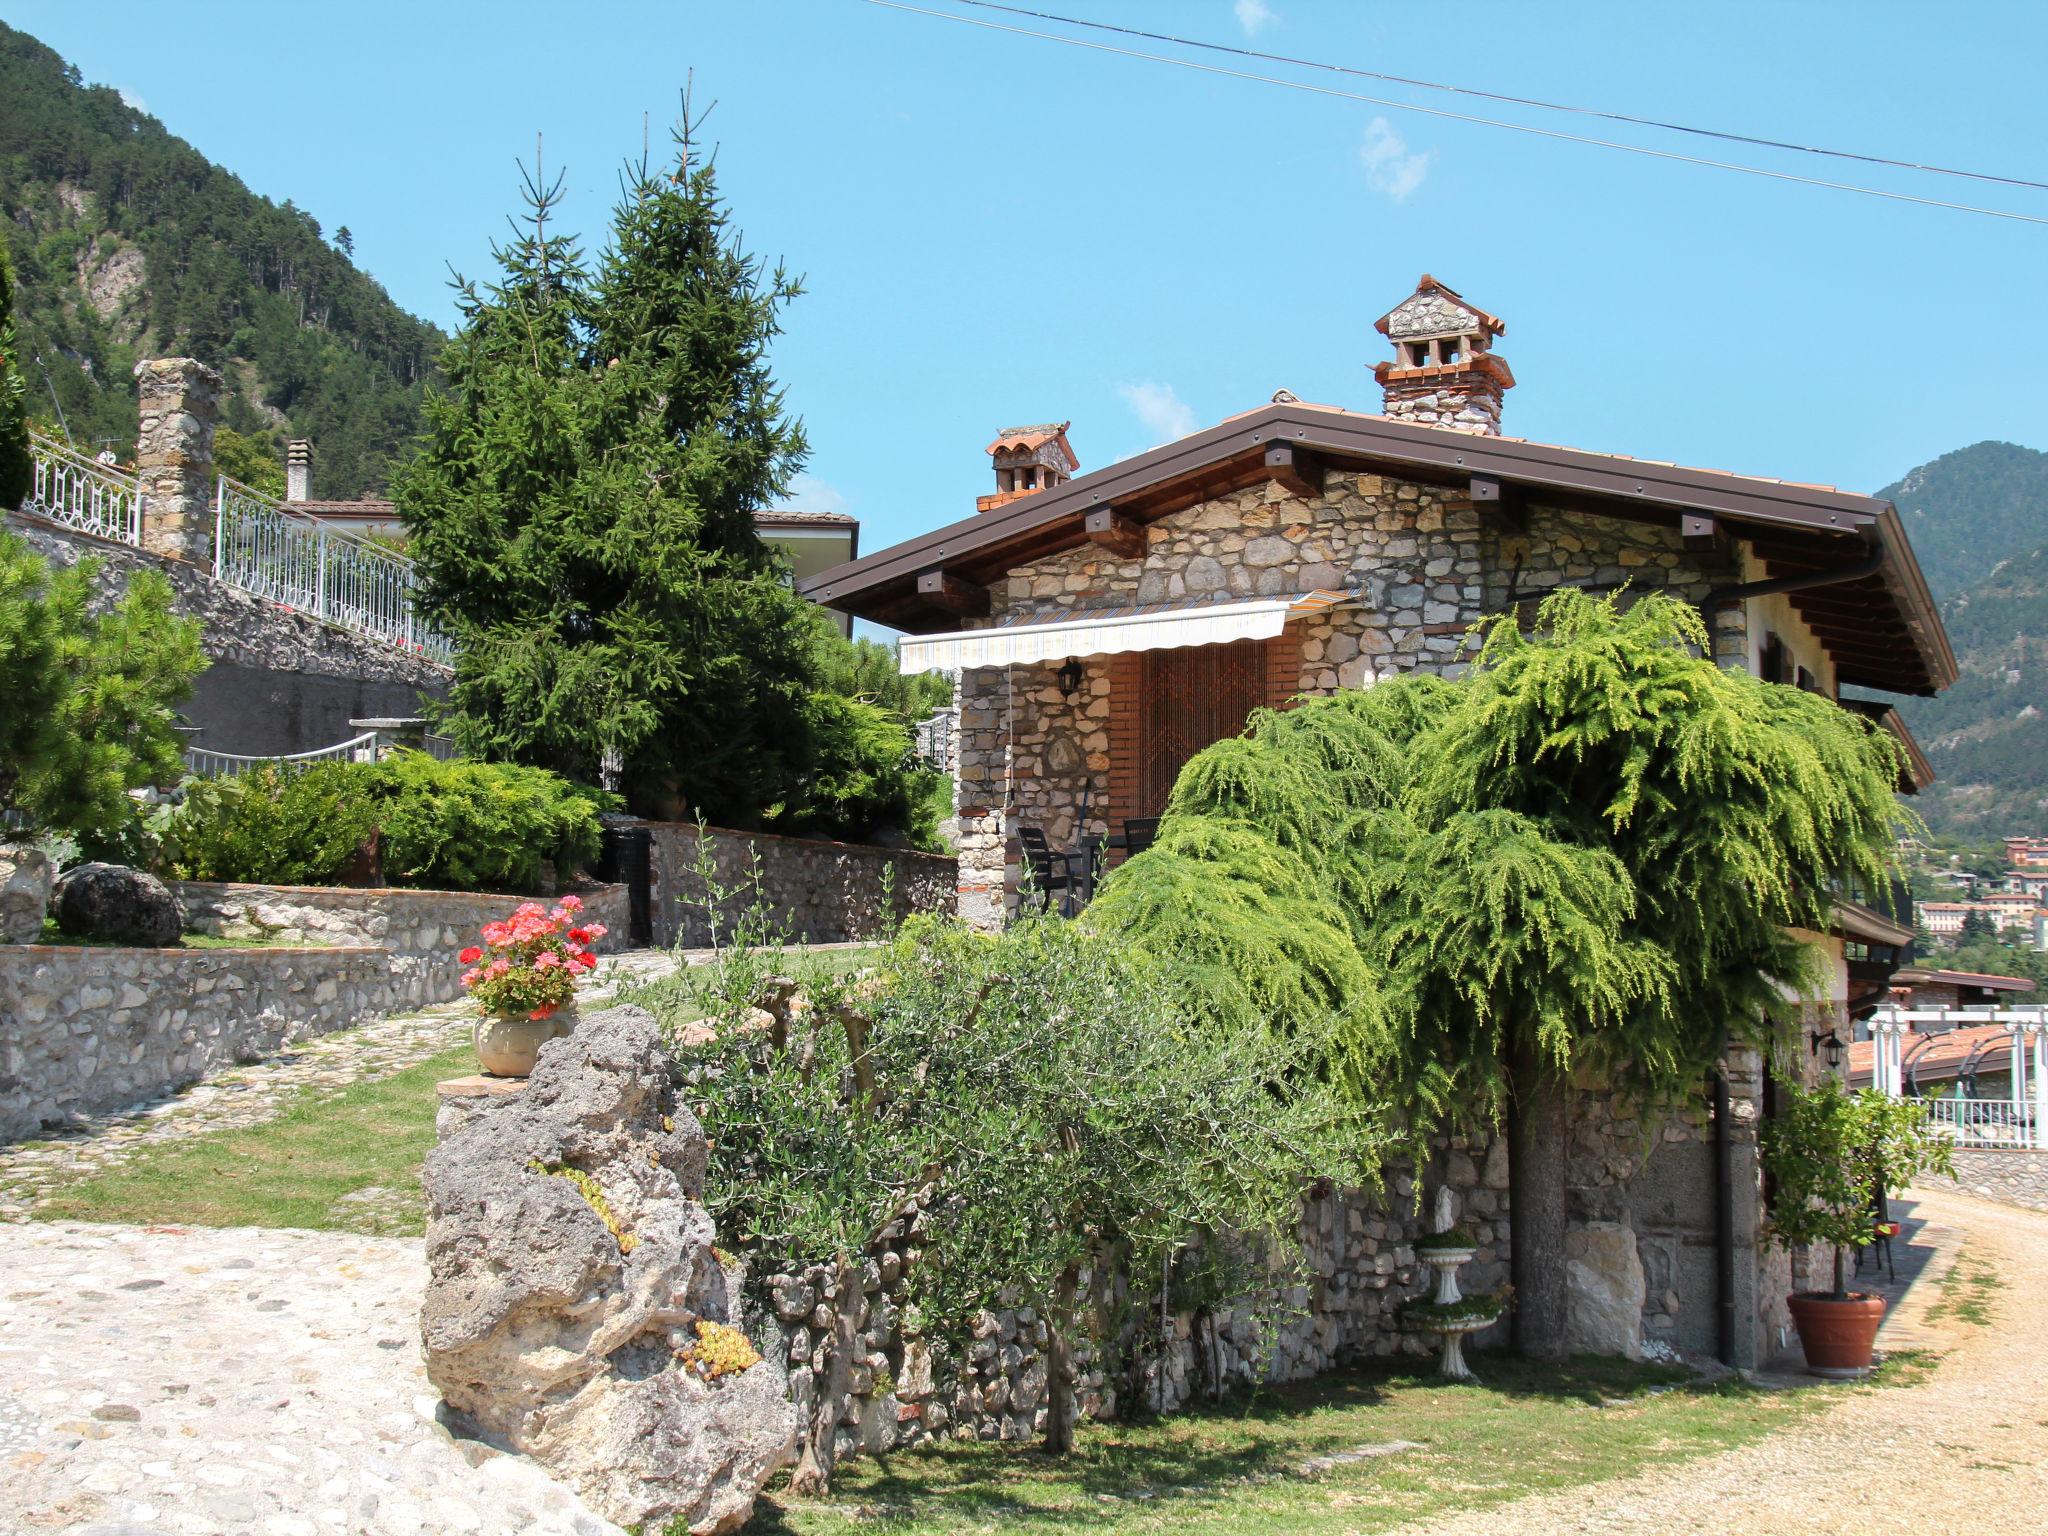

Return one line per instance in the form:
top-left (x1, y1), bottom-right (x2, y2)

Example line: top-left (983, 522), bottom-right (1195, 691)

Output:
top-left (0, 1221), bottom-right (623, 1535)
top-left (0, 951), bottom-right (681, 1219)
top-left (1383, 1187), bottom-right (2048, 1536)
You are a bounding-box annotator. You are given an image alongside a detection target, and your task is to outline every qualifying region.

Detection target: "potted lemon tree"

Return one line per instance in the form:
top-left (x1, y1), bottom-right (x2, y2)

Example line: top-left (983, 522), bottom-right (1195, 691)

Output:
top-left (1759, 1075), bottom-right (1951, 1377)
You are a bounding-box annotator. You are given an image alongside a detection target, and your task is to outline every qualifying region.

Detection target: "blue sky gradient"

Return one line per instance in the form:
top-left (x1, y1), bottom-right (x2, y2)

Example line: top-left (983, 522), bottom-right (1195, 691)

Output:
top-left (13, 0), bottom-right (2046, 582)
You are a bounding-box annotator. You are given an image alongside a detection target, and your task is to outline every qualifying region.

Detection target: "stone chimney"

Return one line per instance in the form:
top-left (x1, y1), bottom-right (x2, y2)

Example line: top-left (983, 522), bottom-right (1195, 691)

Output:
top-left (131, 357), bottom-right (222, 563)
top-left (977, 422), bottom-right (1077, 514)
top-left (1372, 275), bottom-right (1513, 436)
top-left (286, 438), bottom-right (313, 502)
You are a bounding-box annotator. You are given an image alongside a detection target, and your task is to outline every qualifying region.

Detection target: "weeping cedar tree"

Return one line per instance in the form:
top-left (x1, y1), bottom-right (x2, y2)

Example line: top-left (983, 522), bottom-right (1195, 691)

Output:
top-left (396, 117), bottom-right (823, 824)
top-left (1093, 591), bottom-right (1907, 1355)
top-left (0, 230), bottom-right (31, 511)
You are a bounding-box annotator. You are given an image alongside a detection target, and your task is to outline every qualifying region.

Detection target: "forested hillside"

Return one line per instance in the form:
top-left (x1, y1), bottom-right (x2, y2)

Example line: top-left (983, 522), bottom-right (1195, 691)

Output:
top-left (0, 21), bottom-right (442, 497)
top-left (1880, 441), bottom-right (2048, 838)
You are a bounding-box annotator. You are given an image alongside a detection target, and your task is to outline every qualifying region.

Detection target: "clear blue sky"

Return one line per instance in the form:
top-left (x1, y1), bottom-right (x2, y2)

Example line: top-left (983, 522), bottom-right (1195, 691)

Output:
top-left (13, 0), bottom-right (2047, 580)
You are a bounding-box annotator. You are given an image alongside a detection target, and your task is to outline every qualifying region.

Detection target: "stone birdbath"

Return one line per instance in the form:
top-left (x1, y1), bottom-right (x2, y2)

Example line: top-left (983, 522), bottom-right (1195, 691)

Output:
top-left (1403, 1187), bottom-right (1505, 1381)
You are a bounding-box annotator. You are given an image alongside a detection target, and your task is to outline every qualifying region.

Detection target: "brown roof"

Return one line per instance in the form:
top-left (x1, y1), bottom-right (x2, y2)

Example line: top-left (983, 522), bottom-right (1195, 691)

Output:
top-left (1893, 967), bottom-right (2037, 992)
top-left (800, 399), bottom-right (1955, 695)
top-left (291, 499), bottom-right (396, 516)
top-left (1849, 1022), bottom-right (2024, 1088)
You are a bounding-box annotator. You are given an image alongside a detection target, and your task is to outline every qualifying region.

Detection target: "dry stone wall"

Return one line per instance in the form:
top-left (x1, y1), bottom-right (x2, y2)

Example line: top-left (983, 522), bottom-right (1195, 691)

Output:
top-left (0, 941), bottom-right (391, 1141)
top-left (174, 881), bottom-right (631, 1011)
top-left (638, 823), bottom-right (954, 949)
top-left (1938, 1147), bottom-right (2048, 1213)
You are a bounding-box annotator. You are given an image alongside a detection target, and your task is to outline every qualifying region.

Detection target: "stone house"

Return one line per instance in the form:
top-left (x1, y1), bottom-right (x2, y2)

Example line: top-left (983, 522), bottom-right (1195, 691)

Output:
top-left (800, 276), bottom-right (1957, 1374)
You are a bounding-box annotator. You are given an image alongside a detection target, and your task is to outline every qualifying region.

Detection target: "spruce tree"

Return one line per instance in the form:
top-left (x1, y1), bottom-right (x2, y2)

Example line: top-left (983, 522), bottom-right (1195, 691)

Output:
top-left (398, 121), bottom-right (821, 823)
top-left (0, 229), bottom-right (31, 511)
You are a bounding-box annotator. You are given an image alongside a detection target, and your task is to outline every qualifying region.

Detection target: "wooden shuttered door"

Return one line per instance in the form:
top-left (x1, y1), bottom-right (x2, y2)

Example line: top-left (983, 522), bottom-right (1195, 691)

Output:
top-left (1138, 637), bottom-right (1272, 817)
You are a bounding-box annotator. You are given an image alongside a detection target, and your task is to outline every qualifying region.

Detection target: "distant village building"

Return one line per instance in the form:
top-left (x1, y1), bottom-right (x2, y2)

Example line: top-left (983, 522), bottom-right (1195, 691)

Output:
top-left (2007, 835), bottom-right (2048, 869)
top-left (1917, 893), bottom-right (2043, 940)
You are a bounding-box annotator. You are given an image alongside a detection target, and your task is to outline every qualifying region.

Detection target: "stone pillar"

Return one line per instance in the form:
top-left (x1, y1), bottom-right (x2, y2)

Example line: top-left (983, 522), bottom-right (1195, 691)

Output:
top-left (132, 357), bottom-right (222, 564)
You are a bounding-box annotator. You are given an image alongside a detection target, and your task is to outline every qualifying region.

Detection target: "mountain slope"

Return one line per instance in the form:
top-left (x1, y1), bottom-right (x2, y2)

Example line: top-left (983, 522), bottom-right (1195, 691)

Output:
top-left (1877, 440), bottom-right (2048, 837)
top-left (1878, 439), bottom-right (2048, 598)
top-left (0, 22), bottom-right (442, 497)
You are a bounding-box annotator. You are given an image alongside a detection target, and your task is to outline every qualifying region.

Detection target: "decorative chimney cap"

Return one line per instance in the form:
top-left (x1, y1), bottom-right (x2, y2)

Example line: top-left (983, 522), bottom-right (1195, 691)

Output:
top-left (1373, 274), bottom-right (1504, 340)
top-left (984, 422), bottom-right (1074, 459)
top-left (977, 421), bottom-right (1078, 513)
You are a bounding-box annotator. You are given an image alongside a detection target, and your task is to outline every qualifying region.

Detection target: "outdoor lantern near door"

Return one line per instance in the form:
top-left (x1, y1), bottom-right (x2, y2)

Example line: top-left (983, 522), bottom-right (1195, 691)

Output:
top-left (1810, 1028), bottom-right (1847, 1070)
top-left (1057, 658), bottom-right (1083, 699)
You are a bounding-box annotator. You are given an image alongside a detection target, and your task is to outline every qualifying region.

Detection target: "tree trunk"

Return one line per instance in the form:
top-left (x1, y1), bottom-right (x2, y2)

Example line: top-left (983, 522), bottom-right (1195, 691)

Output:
top-left (1507, 1035), bottom-right (1573, 1357)
top-left (1042, 1259), bottom-right (1082, 1455)
top-left (789, 1254), bottom-right (865, 1496)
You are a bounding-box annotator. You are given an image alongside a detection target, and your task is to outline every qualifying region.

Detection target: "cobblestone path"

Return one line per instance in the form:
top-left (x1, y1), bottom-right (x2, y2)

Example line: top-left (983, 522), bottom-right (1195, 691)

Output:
top-left (0, 1220), bottom-right (623, 1535)
top-left (0, 951), bottom-right (680, 1220)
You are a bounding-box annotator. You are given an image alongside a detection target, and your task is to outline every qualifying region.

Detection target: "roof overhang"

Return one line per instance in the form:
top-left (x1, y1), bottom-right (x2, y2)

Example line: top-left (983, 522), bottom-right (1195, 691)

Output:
top-left (802, 402), bottom-right (1954, 696)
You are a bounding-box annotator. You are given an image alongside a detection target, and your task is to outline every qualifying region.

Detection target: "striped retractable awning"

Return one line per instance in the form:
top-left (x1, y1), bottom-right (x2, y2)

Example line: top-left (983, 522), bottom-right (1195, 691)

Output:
top-left (897, 590), bottom-right (1352, 674)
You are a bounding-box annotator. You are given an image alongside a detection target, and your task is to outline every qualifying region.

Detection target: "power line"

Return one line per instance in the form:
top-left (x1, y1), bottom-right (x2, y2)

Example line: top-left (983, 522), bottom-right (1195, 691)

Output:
top-left (855, 0), bottom-right (2048, 228)
top-left (951, 0), bottom-right (2048, 195)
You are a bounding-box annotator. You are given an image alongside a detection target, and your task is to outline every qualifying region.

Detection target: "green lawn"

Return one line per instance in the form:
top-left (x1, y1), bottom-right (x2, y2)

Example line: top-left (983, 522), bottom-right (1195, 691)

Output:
top-left (28, 1044), bottom-right (471, 1234)
top-left (37, 919), bottom-right (331, 950)
top-left (726, 1355), bottom-right (1838, 1536)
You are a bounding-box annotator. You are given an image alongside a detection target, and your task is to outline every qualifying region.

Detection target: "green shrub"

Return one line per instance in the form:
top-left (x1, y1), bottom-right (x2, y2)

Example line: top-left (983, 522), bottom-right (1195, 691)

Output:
top-left (165, 753), bottom-right (611, 893)
top-left (765, 691), bottom-right (943, 850)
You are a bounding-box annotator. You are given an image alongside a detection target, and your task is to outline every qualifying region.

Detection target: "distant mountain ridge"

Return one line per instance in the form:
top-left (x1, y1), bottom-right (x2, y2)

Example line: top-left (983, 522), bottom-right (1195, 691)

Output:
top-left (1880, 440), bottom-right (2048, 838)
top-left (0, 21), bottom-right (442, 498)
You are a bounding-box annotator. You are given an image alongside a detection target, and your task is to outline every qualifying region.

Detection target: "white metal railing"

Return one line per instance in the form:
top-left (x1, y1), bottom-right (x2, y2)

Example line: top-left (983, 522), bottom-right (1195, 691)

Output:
top-left (916, 705), bottom-right (959, 774)
top-left (1917, 1097), bottom-right (2036, 1150)
top-left (212, 476), bottom-right (454, 664)
top-left (22, 429), bottom-right (144, 545)
top-left (184, 731), bottom-right (380, 779)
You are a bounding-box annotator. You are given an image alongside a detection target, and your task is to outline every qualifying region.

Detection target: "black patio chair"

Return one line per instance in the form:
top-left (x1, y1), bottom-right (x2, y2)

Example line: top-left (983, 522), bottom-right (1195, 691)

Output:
top-left (1123, 816), bottom-right (1161, 858)
top-left (1017, 826), bottom-right (1081, 915)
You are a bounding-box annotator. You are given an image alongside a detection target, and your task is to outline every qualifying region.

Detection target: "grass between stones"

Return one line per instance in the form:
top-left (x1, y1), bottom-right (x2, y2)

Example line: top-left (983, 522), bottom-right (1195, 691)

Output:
top-left (28, 1044), bottom-right (471, 1235)
top-left (725, 1355), bottom-right (1859, 1536)
top-left (1925, 1242), bottom-right (2004, 1328)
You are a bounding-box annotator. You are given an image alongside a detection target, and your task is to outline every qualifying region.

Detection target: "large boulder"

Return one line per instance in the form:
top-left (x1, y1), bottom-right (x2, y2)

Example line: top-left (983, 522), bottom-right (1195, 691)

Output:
top-left (421, 1004), bottom-right (797, 1533)
top-left (0, 843), bottom-right (53, 944)
top-left (50, 861), bottom-right (183, 946)
top-left (1564, 1221), bottom-right (1646, 1360)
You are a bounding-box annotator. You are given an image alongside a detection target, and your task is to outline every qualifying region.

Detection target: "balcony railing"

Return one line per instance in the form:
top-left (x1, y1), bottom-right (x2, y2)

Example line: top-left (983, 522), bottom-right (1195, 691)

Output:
top-left (22, 430), bottom-right (144, 545)
top-left (212, 476), bottom-right (454, 665)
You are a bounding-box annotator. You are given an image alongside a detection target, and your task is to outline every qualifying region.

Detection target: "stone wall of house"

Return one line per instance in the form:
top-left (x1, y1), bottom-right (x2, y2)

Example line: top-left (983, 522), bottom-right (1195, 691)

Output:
top-left (6, 510), bottom-right (449, 757)
top-left (173, 881), bottom-right (632, 1010)
top-left (637, 822), bottom-right (956, 949)
top-left (0, 942), bottom-right (392, 1141)
top-left (743, 1045), bottom-right (1801, 1463)
top-left (952, 466), bottom-right (1747, 925)
top-left (1936, 1147), bottom-right (2048, 1213)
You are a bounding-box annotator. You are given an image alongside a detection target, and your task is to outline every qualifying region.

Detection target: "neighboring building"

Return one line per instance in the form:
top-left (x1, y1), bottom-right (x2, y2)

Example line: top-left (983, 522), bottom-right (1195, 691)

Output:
top-left (1877, 966), bottom-right (2036, 1013)
top-left (2006, 836), bottom-right (2048, 869)
top-left (2005, 869), bottom-right (2048, 900)
top-left (281, 440), bottom-right (404, 538)
top-left (1918, 894), bottom-right (2042, 939)
top-left (802, 275), bottom-right (1958, 1371)
top-left (754, 509), bottom-right (859, 636)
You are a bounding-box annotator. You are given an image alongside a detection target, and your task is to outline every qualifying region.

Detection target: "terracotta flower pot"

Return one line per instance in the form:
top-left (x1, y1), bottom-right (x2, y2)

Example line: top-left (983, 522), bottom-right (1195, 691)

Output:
top-left (1787, 1291), bottom-right (1887, 1378)
top-left (473, 1006), bottom-right (576, 1078)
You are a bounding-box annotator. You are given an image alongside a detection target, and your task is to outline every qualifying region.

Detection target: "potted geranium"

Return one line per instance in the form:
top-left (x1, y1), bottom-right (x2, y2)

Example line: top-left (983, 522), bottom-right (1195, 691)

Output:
top-left (459, 895), bottom-right (605, 1077)
top-left (1759, 1076), bottom-right (1951, 1377)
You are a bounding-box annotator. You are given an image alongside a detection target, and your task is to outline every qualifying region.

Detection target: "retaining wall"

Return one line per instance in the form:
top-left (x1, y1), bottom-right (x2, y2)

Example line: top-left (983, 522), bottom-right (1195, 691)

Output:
top-left (637, 823), bottom-right (954, 948)
top-left (173, 881), bottom-right (632, 1011)
top-left (0, 941), bottom-right (390, 1141)
top-left (1937, 1146), bottom-right (2048, 1214)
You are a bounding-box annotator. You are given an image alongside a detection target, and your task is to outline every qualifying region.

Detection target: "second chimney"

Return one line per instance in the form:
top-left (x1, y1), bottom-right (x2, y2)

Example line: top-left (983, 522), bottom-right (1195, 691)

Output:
top-left (286, 438), bottom-right (314, 502)
top-left (977, 422), bottom-right (1077, 514)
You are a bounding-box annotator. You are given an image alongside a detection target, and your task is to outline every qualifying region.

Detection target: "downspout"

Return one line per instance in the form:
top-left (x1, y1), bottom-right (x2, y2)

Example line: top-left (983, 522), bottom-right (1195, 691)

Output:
top-left (1701, 544), bottom-right (1888, 609)
top-left (1712, 1064), bottom-right (1736, 1367)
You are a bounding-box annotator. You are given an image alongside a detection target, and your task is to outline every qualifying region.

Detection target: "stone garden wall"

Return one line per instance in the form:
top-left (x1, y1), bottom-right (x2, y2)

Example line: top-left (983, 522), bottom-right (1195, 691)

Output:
top-left (0, 941), bottom-right (392, 1141)
top-left (1936, 1147), bottom-right (2048, 1214)
top-left (747, 1049), bottom-right (1794, 1462)
top-left (173, 881), bottom-right (632, 1011)
top-left (637, 822), bottom-right (955, 949)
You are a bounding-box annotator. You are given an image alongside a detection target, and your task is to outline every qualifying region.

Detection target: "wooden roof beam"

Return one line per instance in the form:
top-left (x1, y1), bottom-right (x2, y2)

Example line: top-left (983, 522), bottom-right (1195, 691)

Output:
top-left (1083, 505), bottom-right (1145, 559)
top-left (916, 569), bottom-right (989, 618)
top-left (1263, 442), bottom-right (1324, 500)
top-left (1471, 471), bottom-right (1528, 535)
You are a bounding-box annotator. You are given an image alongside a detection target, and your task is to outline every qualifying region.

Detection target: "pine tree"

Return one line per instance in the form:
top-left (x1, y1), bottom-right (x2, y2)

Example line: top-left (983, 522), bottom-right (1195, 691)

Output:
top-left (397, 117), bottom-right (822, 823)
top-left (0, 228), bottom-right (31, 510)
